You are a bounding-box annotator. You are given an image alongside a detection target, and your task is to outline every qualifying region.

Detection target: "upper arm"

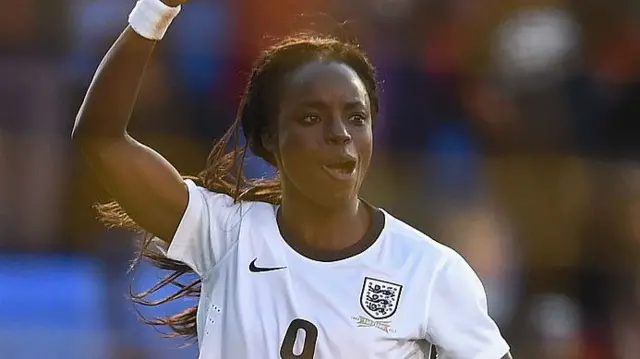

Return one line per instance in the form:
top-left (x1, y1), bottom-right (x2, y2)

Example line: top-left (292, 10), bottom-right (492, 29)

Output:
top-left (425, 251), bottom-right (510, 359)
top-left (77, 134), bottom-right (188, 242)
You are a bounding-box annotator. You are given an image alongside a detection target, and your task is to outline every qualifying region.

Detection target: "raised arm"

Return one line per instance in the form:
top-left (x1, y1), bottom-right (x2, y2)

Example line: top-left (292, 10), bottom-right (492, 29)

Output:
top-left (71, 0), bottom-right (188, 242)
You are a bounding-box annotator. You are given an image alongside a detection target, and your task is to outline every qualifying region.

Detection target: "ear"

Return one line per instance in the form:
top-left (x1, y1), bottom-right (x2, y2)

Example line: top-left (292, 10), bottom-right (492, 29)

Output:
top-left (261, 129), bottom-right (277, 154)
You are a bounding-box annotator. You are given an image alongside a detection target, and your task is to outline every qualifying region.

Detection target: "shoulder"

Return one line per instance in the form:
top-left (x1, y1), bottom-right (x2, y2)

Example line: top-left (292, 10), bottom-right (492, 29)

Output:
top-left (167, 179), bottom-right (276, 273)
top-left (380, 209), bottom-right (457, 267)
top-left (185, 179), bottom-right (274, 219)
top-left (379, 209), bottom-right (483, 299)
top-left (370, 210), bottom-right (511, 358)
top-left (176, 179), bottom-right (277, 246)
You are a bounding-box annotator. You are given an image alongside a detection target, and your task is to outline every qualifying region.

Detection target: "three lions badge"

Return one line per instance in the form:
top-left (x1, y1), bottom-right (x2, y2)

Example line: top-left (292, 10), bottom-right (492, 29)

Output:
top-left (360, 277), bottom-right (403, 319)
top-left (352, 277), bottom-right (403, 333)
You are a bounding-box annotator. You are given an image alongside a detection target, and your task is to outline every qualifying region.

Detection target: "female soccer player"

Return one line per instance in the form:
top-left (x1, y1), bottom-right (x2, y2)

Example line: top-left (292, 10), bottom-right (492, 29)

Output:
top-left (72, 0), bottom-right (513, 358)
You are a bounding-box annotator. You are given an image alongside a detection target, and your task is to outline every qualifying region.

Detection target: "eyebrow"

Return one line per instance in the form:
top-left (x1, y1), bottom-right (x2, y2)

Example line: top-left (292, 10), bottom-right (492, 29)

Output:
top-left (296, 100), bottom-right (367, 110)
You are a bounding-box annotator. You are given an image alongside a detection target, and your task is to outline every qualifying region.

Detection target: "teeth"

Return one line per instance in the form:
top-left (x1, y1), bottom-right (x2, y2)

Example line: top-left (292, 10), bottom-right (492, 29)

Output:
top-left (323, 162), bottom-right (356, 176)
top-left (327, 162), bottom-right (354, 173)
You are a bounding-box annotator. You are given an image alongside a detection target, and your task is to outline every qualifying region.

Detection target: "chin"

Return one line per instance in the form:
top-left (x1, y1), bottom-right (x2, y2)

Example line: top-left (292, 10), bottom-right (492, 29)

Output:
top-left (288, 170), bottom-right (362, 208)
top-left (311, 186), bottom-right (360, 209)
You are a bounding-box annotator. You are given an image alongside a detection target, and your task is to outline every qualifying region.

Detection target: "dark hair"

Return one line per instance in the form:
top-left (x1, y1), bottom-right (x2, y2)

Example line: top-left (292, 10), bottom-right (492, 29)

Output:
top-left (96, 33), bottom-right (380, 339)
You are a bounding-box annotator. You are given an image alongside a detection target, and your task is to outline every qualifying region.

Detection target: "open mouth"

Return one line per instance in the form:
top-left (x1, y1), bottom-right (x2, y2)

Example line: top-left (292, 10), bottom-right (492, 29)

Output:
top-left (322, 159), bottom-right (357, 179)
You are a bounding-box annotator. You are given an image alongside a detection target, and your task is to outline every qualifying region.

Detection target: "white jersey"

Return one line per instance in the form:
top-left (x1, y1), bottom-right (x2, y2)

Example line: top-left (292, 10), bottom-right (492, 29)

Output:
top-left (166, 180), bottom-right (510, 359)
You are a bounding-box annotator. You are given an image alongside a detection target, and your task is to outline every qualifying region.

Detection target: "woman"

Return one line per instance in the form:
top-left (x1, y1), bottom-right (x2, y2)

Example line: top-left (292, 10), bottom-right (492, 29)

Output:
top-left (72, 0), bottom-right (513, 358)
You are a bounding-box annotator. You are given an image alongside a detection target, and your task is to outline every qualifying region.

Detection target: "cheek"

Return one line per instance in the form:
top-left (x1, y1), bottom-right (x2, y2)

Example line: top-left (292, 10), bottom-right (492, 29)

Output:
top-left (279, 129), bottom-right (305, 154)
top-left (279, 129), bottom-right (305, 149)
top-left (357, 129), bottom-right (374, 159)
top-left (277, 128), bottom-right (318, 167)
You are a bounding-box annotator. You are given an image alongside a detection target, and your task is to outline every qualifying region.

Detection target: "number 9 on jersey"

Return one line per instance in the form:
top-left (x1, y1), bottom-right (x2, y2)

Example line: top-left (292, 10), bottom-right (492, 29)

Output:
top-left (280, 318), bottom-right (319, 359)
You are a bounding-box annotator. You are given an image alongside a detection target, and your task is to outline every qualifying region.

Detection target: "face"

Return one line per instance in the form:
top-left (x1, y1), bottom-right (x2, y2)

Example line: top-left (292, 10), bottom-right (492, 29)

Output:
top-left (267, 60), bottom-right (374, 207)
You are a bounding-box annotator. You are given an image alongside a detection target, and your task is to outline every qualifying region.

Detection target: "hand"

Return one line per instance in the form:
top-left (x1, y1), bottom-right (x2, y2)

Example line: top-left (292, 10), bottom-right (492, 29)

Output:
top-left (161, 0), bottom-right (187, 6)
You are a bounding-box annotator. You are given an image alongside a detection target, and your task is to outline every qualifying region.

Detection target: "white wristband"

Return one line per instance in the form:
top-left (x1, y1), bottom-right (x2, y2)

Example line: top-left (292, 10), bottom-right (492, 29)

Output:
top-left (128, 0), bottom-right (181, 41)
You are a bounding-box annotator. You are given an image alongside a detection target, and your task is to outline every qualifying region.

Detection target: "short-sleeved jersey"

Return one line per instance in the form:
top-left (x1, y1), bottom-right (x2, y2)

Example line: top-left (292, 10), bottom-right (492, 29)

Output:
top-left (166, 180), bottom-right (510, 359)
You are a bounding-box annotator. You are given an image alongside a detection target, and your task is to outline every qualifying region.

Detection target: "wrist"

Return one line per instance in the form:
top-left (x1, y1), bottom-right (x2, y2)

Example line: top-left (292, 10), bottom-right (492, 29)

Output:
top-left (161, 0), bottom-right (182, 7)
top-left (128, 0), bottom-right (181, 41)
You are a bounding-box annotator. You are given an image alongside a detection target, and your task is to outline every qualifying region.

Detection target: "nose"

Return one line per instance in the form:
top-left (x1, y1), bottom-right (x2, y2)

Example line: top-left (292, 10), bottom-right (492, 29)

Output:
top-left (325, 117), bottom-right (352, 145)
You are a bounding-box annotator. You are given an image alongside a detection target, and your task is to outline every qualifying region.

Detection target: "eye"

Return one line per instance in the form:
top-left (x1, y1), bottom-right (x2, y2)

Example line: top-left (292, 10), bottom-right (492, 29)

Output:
top-left (349, 113), bottom-right (368, 126)
top-left (300, 114), bottom-right (321, 125)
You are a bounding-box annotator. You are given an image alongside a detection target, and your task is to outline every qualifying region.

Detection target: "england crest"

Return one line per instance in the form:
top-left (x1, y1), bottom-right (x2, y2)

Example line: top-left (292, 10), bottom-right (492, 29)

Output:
top-left (360, 277), bottom-right (403, 320)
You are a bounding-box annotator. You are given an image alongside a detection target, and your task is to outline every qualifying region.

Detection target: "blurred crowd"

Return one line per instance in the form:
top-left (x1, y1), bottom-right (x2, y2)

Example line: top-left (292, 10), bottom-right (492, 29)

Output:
top-left (1, 0), bottom-right (640, 358)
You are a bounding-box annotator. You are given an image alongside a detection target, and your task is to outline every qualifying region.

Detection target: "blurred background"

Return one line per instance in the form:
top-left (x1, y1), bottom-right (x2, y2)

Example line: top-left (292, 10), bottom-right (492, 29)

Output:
top-left (1, 0), bottom-right (640, 358)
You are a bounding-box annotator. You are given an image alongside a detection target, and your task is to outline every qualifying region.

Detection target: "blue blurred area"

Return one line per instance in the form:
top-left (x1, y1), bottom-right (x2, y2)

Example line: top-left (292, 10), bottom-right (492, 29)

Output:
top-left (0, 255), bottom-right (108, 359)
top-left (0, 255), bottom-right (198, 359)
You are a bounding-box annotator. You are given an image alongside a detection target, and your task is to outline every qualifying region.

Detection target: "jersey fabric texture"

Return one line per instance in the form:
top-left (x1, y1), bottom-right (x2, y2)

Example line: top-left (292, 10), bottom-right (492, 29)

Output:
top-left (166, 180), bottom-right (510, 359)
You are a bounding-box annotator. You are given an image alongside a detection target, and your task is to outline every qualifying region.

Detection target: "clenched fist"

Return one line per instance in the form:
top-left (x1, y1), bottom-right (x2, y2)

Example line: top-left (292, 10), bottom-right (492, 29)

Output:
top-left (161, 0), bottom-right (187, 6)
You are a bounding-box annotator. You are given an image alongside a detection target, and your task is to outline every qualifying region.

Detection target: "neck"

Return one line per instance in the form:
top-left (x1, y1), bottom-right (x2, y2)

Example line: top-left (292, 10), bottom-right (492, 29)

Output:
top-left (279, 191), bottom-right (370, 252)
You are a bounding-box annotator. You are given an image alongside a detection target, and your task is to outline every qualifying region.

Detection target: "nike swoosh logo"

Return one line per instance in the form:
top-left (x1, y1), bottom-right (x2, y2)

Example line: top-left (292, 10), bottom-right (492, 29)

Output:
top-left (249, 258), bottom-right (287, 273)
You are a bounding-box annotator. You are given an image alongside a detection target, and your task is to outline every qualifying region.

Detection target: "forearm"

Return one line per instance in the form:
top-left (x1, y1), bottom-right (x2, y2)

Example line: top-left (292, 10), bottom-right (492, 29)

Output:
top-left (73, 27), bottom-right (155, 141)
top-left (73, 0), bottom-right (182, 142)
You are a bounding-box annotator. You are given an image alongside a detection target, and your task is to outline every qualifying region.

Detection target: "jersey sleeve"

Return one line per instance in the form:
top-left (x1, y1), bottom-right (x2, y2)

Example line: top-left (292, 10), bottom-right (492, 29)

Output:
top-left (166, 179), bottom-right (242, 277)
top-left (425, 251), bottom-right (510, 359)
